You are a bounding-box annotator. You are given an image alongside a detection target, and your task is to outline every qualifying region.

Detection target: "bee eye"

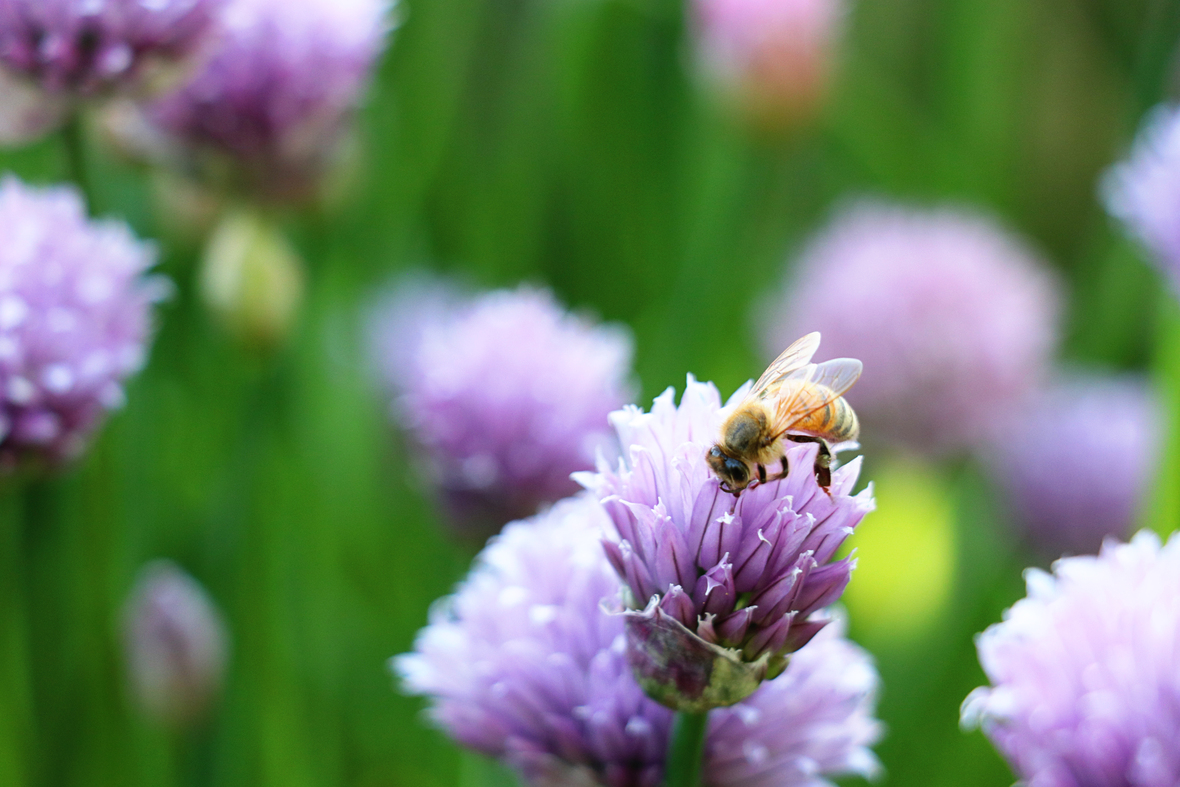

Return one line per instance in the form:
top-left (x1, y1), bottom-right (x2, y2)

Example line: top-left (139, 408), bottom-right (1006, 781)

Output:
top-left (709, 446), bottom-right (723, 459)
top-left (725, 458), bottom-right (748, 483)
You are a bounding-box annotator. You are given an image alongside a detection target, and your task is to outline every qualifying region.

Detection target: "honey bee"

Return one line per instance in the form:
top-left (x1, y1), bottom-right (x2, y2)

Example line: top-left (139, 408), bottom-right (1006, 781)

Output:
top-left (707, 332), bottom-right (861, 494)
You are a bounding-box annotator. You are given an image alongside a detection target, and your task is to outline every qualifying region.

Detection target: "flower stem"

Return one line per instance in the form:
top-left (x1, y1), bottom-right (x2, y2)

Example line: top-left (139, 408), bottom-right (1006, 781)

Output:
top-left (665, 710), bottom-right (709, 787)
top-left (60, 113), bottom-right (93, 207)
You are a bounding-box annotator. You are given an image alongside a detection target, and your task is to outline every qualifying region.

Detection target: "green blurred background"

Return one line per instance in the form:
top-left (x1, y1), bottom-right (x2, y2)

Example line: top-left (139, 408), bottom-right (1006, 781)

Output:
top-left (0, 0), bottom-right (1178, 784)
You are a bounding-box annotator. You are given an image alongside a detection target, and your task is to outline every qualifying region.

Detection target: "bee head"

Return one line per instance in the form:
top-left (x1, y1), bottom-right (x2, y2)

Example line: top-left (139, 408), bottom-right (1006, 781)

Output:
top-left (707, 445), bottom-right (750, 492)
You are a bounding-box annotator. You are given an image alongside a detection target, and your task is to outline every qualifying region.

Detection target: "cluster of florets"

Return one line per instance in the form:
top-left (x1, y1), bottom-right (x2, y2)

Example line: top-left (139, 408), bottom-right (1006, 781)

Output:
top-left (0, 175), bottom-right (164, 466)
top-left (141, 0), bottom-right (394, 200)
top-left (577, 377), bottom-right (873, 711)
top-left (371, 283), bottom-right (634, 540)
top-left (0, 0), bottom-right (224, 96)
top-left (963, 531), bottom-right (1180, 785)
top-left (397, 495), bottom-right (882, 787)
top-left (762, 201), bottom-right (1061, 457)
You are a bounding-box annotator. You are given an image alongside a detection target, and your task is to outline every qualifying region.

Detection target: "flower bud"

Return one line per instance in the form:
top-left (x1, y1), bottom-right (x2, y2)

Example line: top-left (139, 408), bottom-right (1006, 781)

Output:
top-left (122, 561), bottom-right (229, 728)
top-left (693, 0), bottom-right (846, 132)
top-left (199, 208), bottom-right (304, 348)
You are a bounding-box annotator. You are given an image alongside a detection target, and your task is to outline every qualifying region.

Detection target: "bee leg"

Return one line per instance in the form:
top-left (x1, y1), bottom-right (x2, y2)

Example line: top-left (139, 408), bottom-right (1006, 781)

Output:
top-left (757, 464), bottom-right (767, 484)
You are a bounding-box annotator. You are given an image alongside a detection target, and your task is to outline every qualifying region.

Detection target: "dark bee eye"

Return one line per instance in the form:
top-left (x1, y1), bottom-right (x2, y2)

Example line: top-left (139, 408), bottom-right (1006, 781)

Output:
top-left (724, 458), bottom-right (748, 483)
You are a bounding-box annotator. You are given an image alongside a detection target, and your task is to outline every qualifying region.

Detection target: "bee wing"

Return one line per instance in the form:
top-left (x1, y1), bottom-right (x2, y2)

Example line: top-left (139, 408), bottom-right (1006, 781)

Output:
top-left (749, 332), bottom-right (821, 400)
top-left (768, 357), bottom-right (863, 438)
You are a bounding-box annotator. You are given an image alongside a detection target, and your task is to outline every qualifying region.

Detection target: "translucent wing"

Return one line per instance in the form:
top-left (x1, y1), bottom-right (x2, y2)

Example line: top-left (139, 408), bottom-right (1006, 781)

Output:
top-left (749, 332), bottom-right (821, 400)
top-left (768, 357), bottom-right (863, 438)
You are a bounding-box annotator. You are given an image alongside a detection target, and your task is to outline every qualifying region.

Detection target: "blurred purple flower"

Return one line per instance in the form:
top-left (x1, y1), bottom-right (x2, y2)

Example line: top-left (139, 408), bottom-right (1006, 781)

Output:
top-left (0, 0), bottom-right (224, 97)
top-left (962, 531), bottom-right (1180, 785)
top-left (762, 201), bottom-right (1061, 457)
top-left (576, 377), bottom-right (873, 712)
top-left (984, 373), bottom-right (1161, 558)
top-left (0, 174), bottom-right (165, 467)
top-left (123, 560), bottom-right (229, 727)
top-left (143, 0), bottom-right (393, 201)
top-left (693, 0), bottom-right (845, 130)
top-left (396, 494), bottom-right (882, 787)
top-left (369, 283), bottom-right (634, 541)
top-left (1103, 105), bottom-right (1180, 294)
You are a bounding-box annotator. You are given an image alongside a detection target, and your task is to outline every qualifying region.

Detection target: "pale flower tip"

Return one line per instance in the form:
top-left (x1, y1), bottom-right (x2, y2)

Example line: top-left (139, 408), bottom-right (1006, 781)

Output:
top-left (122, 560), bottom-right (229, 728)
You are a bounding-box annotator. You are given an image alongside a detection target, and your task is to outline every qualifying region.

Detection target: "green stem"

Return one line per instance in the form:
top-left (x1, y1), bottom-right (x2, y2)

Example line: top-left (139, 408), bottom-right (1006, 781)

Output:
top-left (1132, 0), bottom-right (1180, 117)
top-left (60, 113), bottom-right (93, 208)
top-left (665, 711), bottom-right (709, 787)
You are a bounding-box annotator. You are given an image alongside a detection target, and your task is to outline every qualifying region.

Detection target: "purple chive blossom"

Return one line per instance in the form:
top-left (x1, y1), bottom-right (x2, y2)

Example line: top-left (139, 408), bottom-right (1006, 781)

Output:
top-left (369, 283), bottom-right (634, 541)
top-left (962, 531), bottom-right (1180, 785)
top-left (576, 377), bottom-right (874, 712)
top-left (1103, 105), bottom-right (1180, 296)
top-left (123, 560), bottom-right (229, 727)
top-left (984, 373), bottom-right (1161, 558)
top-left (0, 0), bottom-right (224, 97)
top-left (396, 495), bottom-right (882, 787)
top-left (143, 0), bottom-right (393, 201)
top-left (0, 175), bottom-right (165, 467)
top-left (693, 0), bottom-right (845, 128)
top-left (761, 201), bottom-right (1061, 457)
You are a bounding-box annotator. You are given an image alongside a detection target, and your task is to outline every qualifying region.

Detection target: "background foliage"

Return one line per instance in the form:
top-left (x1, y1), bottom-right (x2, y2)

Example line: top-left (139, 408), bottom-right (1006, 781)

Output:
top-left (0, 0), bottom-right (1176, 785)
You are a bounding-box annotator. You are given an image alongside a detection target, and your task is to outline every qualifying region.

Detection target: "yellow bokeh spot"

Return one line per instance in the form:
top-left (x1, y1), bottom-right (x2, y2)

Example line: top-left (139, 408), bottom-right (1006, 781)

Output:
top-left (840, 456), bottom-right (956, 644)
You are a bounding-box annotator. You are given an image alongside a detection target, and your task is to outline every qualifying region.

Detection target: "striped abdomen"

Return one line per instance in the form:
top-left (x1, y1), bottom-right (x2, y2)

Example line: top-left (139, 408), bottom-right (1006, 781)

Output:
top-left (777, 383), bottom-right (860, 443)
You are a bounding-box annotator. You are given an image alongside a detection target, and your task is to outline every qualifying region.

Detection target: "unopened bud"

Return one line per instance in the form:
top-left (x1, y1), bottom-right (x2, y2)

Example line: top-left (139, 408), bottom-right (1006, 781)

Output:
top-left (200, 208), bottom-right (305, 348)
top-left (694, 0), bottom-right (846, 133)
top-left (122, 561), bottom-right (228, 728)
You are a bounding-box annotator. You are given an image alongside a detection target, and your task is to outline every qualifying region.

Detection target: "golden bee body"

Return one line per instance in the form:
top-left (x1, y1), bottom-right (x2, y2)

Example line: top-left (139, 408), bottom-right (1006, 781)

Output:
top-left (707, 333), bottom-right (861, 493)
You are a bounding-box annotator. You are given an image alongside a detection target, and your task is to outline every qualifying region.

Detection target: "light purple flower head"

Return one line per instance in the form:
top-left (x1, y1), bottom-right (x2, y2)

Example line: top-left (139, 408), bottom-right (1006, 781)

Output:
top-left (143, 0), bottom-right (393, 201)
top-left (123, 560), bottom-right (229, 727)
top-left (576, 377), bottom-right (874, 712)
top-left (984, 373), bottom-right (1161, 558)
top-left (962, 531), bottom-right (1180, 786)
top-left (0, 174), bottom-right (165, 467)
top-left (693, 0), bottom-right (845, 129)
top-left (762, 201), bottom-right (1061, 457)
top-left (0, 0), bottom-right (224, 96)
top-left (369, 282), bottom-right (634, 541)
top-left (1103, 105), bottom-right (1180, 295)
top-left (396, 494), bottom-right (882, 787)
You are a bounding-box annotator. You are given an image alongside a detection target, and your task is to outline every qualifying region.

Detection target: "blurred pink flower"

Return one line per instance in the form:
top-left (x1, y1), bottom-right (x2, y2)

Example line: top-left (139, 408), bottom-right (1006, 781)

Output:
top-left (984, 372), bottom-right (1161, 558)
top-left (143, 0), bottom-right (394, 200)
top-left (1103, 104), bottom-right (1180, 294)
top-left (693, 0), bottom-right (845, 129)
top-left (0, 175), bottom-right (166, 467)
top-left (0, 0), bottom-right (224, 97)
top-left (761, 201), bottom-right (1062, 457)
top-left (369, 282), bottom-right (634, 541)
